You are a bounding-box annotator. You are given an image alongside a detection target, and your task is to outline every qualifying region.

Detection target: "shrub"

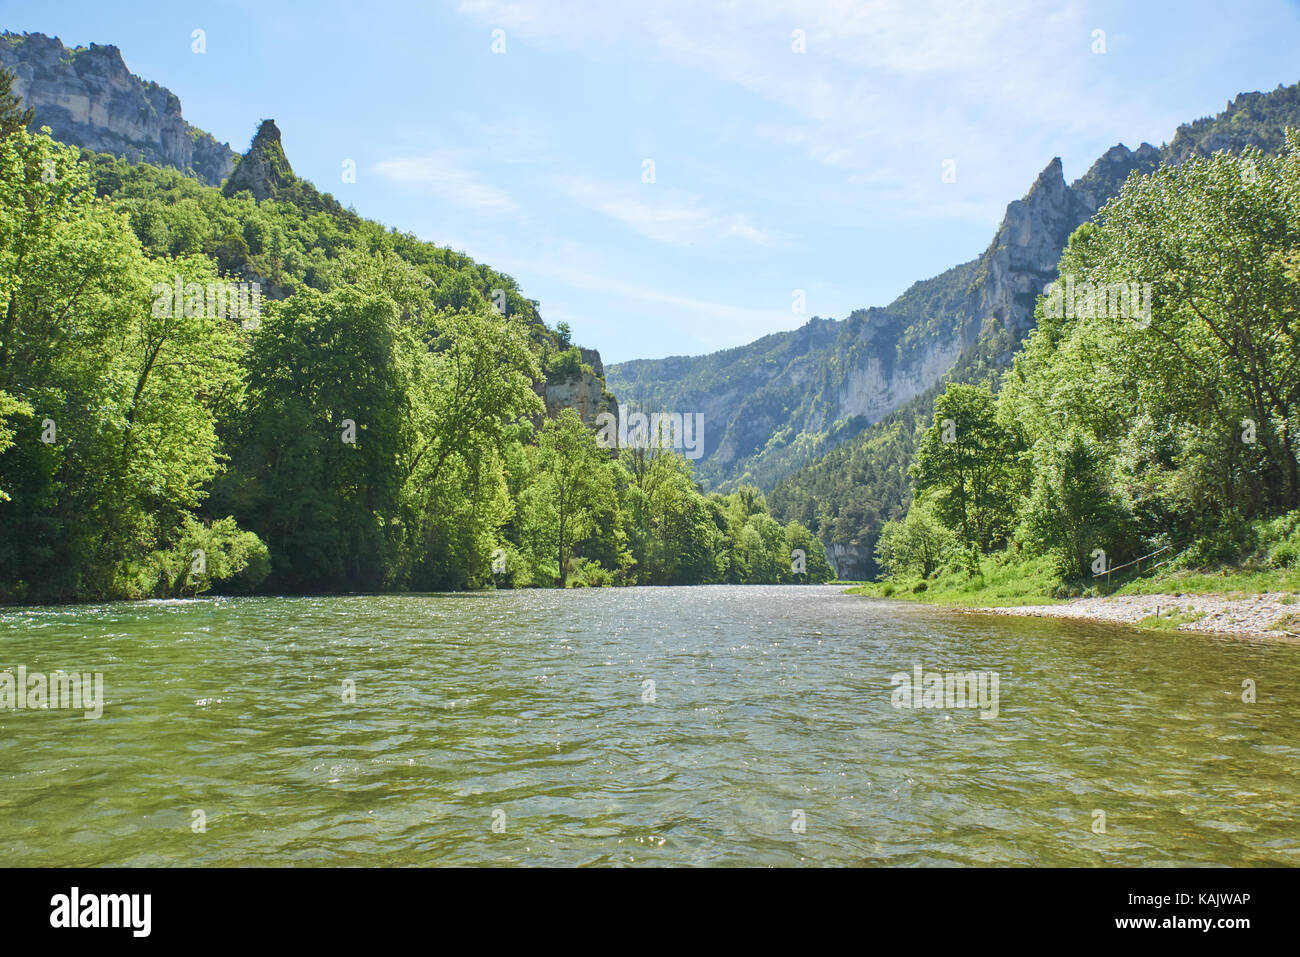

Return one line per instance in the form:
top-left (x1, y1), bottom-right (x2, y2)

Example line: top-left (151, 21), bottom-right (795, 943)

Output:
top-left (545, 345), bottom-right (584, 381)
top-left (132, 514), bottom-right (270, 597)
top-left (1260, 510), bottom-right (1300, 568)
top-left (1174, 523), bottom-right (1258, 570)
top-left (568, 557), bottom-right (615, 587)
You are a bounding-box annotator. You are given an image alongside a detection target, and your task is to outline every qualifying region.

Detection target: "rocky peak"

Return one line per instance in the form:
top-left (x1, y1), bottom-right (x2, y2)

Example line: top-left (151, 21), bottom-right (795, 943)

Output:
top-left (972, 156), bottom-right (1092, 338)
top-left (0, 31), bottom-right (235, 185)
top-left (223, 119), bottom-right (297, 202)
top-left (997, 158), bottom-right (1084, 257)
top-left (578, 347), bottom-right (605, 378)
top-left (1070, 142), bottom-right (1161, 214)
top-left (249, 118), bottom-right (284, 151)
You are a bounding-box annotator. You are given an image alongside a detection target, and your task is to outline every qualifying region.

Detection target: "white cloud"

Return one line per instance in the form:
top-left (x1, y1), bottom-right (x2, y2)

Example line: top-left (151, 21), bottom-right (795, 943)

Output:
top-left (453, 0), bottom-right (1186, 220)
top-left (370, 153), bottom-right (517, 214)
top-left (562, 178), bottom-right (779, 246)
top-left (495, 250), bottom-right (791, 335)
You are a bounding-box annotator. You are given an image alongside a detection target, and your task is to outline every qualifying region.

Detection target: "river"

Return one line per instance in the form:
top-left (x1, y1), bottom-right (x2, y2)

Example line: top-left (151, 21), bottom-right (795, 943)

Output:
top-left (2, 585), bottom-right (1296, 865)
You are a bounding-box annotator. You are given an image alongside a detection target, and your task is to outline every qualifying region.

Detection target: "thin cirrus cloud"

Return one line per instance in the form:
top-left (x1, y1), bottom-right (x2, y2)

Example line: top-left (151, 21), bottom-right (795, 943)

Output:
top-left (370, 153), bottom-right (517, 215)
top-left (451, 0), bottom-right (1172, 218)
top-left (498, 252), bottom-right (792, 338)
top-left (562, 178), bottom-right (781, 247)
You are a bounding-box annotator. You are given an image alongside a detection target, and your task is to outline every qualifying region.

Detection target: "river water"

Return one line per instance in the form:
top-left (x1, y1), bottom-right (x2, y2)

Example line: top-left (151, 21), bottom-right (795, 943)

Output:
top-left (2, 585), bottom-right (1296, 866)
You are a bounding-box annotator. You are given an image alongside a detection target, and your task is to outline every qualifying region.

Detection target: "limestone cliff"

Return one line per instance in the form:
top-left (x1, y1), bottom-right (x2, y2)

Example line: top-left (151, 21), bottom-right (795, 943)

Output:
top-left (608, 141), bottom-right (1162, 494)
top-left (0, 32), bottom-right (235, 185)
top-left (543, 348), bottom-right (618, 426)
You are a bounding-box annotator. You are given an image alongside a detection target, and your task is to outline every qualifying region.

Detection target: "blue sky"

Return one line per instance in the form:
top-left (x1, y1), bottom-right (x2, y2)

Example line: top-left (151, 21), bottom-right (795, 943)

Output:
top-left (5, 1), bottom-right (1300, 363)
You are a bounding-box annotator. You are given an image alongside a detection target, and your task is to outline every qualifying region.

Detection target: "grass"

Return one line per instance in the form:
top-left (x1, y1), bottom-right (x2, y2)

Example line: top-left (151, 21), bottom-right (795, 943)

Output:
top-left (1137, 608), bottom-right (1206, 630)
top-left (1109, 565), bottom-right (1300, 598)
top-left (847, 551), bottom-right (1063, 607)
top-left (847, 548), bottom-right (1300, 608)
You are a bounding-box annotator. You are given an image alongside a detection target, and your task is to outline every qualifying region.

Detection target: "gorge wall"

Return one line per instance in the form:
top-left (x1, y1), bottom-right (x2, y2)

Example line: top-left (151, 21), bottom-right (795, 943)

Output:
top-left (0, 31), bottom-right (235, 185)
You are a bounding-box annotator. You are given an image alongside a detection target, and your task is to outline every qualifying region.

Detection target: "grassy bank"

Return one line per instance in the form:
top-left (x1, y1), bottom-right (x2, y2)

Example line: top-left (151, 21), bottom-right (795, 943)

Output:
top-left (846, 548), bottom-right (1300, 608)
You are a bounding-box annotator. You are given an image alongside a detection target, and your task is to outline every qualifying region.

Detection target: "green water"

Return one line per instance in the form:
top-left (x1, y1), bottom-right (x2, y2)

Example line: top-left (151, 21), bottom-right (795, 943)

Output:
top-left (1, 586), bottom-right (1296, 866)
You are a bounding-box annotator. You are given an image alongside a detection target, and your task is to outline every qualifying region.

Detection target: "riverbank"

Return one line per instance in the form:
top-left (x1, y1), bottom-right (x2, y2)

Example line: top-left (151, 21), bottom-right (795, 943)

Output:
top-left (846, 551), bottom-right (1300, 638)
top-left (965, 591), bottom-right (1300, 638)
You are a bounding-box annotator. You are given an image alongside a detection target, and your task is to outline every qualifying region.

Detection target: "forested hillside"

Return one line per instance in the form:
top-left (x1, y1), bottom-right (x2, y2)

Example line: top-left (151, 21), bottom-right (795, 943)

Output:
top-left (0, 67), bottom-right (831, 602)
top-left (863, 132), bottom-right (1300, 599)
top-left (769, 82), bottom-right (1300, 579)
top-left (608, 140), bottom-right (1164, 499)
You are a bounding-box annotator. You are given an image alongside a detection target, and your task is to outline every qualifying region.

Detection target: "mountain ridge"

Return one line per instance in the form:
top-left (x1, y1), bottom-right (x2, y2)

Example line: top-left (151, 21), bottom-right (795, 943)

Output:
top-left (0, 32), bottom-right (618, 431)
top-left (610, 83), bottom-right (1300, 576)
top-left (763, 87), bottom-right (1300, 577)
top-left (607, 138), bottom-right (1160, 492)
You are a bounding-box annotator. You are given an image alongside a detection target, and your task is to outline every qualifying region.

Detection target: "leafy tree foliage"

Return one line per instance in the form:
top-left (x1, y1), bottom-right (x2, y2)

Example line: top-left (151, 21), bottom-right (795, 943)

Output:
top-left (0, 125), bottom-right (830, 600)
top-left (1017, 431), bottom-right (1132, 581)
top-left (879, 129), bottom-right (1300, 588)
top-left (0, 67), bottom-right (32, 140)
top-left (530, 409), bottom-right (617, 587)
top-left (910, 383), bottom-right (1024, 554)
top-left (0, 130), bottom-right (245, 600)
top-left (875, 503), bottom-right (954, 579)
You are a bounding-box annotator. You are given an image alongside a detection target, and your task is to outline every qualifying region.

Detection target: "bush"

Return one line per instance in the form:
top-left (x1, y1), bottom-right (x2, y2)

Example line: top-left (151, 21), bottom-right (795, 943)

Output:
top-left (545, 346), bottom-right (584, 381)
top-left (1260, 510), bottom-right (1300, 568)
top-left (1173, 523), bottom-right (1258, 570)
top-left (568, 557), bottom-right (615, 587)
top-left (133, 514), bottom-right (269, 597)
top-left (488, 542), bottom-right (535, 589)
top-left (874, 503), bottom-right (954, 578)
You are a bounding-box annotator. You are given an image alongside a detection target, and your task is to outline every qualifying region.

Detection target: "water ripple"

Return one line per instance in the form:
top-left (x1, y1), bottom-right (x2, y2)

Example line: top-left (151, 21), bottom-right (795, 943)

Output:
top-left (1, 586), bottom-right (1297, 865)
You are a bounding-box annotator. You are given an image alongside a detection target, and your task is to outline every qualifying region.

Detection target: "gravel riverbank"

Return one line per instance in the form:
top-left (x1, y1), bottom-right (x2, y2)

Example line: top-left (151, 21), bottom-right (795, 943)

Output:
top-left (970, 592), bottom-right (1300, 639)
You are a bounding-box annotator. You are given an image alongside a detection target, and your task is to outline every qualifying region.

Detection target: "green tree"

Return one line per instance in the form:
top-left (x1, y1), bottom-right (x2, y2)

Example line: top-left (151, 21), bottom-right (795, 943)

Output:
top-left (0, 129), bottom-right (250, 600)
top-left (732, 512), bottom-right (785, 583)
top-left (0, 389), bottom-right (31, 502)
top-left (910, 383), bottom-right (1023, 553)
top-left (1000, 131), bottom-right (1300, 557)
top-left (874, 502), bottom-right (954, 579)
top-left (531, 408), bottom-right (615, 587)
top-left (1018, 432), bottom-right (1132, 581)
top-left (783, 520), bottom-right (835, 582)
top-left (217, 287), bottom-right (410, 591)
top-left (0, 67), bottom-right (33, 141)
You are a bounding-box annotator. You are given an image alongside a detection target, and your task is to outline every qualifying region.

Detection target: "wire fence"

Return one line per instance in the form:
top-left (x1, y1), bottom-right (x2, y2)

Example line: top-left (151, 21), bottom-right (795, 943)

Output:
top-left (1092, 541), bottom-right (1188, 587)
